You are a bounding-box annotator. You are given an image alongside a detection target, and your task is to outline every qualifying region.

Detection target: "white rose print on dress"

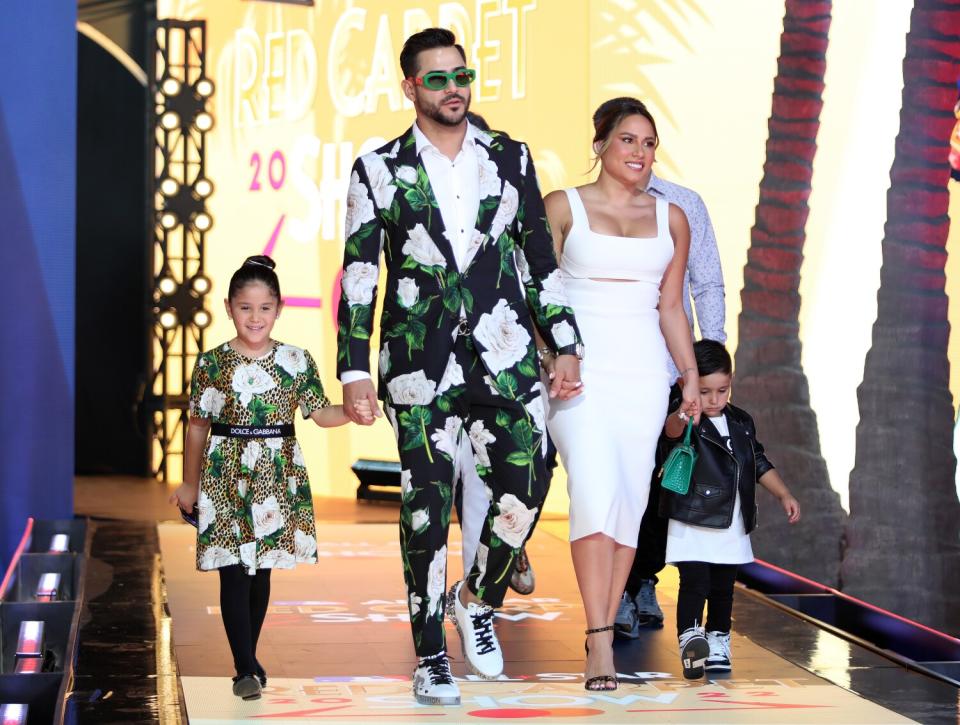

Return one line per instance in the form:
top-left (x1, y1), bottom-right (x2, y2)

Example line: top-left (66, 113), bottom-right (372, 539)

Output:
top-left (409, 592), bottom-right (422, 618)
top-left (237, 478), bottom-right (249, 499)
top-left (473, 299), bottom-right (531, 374)
top-left (241, 441), bottom-right (261, 473)
top-left (275, 344), bottom-right (308, 376)
top-left (386, 370), bottom-right (437, 405)
top-left (294, 529), bottom-right (318, 561)
top-left (197, 490), bottom-right (216, 533)
top-left (199, 387), bottom-right (226, 417)
top-left (231, 363), bottom-right (277, 407)
top-left (292, 442), bottom-right (305, 467)
top-left (400, 469), bottom-right (413, 499)
top-left (264, 437), bottom-right (283, 453)
top-left (379, 342), bottom-right (391, 377)
top-left (200, 546), bottom-right (239, 570)
top-left (474, 542), bottom-right (489, 579)
top-left (239, 541), bottom-right (256, 573)
top-left (207, 435), bottom-right (225, 455)
top-left (252, 495), bottom-right (284, 538)
top-left (342, 262), bottom-right (379, 306)
top-left (492, 493), bottom-right (538, 548)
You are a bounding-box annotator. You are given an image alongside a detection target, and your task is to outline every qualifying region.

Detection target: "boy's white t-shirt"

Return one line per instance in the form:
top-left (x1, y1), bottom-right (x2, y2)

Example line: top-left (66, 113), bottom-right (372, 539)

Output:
top-left (665, 414), bottom-right (755, 565)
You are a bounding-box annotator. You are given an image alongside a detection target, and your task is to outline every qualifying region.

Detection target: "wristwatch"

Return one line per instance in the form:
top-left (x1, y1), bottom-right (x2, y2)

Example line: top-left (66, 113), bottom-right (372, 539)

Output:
top-left (556, 342), bottom-right (585, 361)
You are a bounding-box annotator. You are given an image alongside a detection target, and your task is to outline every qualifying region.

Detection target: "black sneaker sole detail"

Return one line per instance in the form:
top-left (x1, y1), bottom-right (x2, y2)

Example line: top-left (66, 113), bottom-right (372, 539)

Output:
top-left (681, 638), bottom-right (710, 680)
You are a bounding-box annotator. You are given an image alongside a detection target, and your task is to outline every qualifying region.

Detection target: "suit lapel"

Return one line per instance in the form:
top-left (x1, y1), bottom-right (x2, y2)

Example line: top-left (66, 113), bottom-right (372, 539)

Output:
top-left (464, 129), bottom-right (504, 272)
top-left (385, 126), bottom-right (457, 270)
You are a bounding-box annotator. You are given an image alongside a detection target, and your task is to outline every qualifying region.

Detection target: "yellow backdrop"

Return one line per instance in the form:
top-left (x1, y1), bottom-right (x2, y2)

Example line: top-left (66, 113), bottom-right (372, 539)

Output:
top-left (158, 0), bottom-right (959, 513)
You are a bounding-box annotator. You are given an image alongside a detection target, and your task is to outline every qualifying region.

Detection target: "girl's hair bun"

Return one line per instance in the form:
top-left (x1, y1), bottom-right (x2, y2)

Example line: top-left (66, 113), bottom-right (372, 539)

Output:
top-left (243, 255), bottom-right (276, 270)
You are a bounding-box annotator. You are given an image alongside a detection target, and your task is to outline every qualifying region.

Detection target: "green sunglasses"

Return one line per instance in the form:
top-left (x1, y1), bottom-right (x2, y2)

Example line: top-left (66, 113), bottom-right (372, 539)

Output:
top-left (409, 68), bottom-right (476, 91)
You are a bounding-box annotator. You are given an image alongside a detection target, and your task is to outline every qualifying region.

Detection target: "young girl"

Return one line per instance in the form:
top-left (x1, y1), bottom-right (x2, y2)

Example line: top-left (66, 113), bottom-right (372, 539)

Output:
top-left (658, 339), bottom-right (800, 680)
top-left (169, 255), bottom-right (372, 700)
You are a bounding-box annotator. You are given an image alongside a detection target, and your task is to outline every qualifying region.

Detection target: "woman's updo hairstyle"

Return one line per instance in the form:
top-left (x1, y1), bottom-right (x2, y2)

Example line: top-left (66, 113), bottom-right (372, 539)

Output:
top-left (228, 255), bottom-right (281, 301)
top-left (590, 96), bottom-right (659, 169)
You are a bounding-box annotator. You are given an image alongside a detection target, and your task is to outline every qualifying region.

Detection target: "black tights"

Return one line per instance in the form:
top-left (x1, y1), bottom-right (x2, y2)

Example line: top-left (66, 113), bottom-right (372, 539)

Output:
top-left (219, 565), bottom-right (272, 676)
top-left (675, 562), bottom-right (738, 636)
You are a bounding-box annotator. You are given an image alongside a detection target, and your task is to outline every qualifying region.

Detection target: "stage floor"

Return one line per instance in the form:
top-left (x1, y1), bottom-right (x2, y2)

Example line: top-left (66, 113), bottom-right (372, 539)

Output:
top-left (159, 515), bottom-right (916, 724)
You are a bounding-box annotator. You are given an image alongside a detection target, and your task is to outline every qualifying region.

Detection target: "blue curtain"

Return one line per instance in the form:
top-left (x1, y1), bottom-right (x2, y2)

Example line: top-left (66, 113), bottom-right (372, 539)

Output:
top-left (0, 2), bottom-right (77, 570)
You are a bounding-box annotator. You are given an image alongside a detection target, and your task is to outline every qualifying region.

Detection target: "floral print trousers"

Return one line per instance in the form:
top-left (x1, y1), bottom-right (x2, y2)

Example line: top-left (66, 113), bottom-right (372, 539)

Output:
top-left (385, 335), bottom-right (549, 657)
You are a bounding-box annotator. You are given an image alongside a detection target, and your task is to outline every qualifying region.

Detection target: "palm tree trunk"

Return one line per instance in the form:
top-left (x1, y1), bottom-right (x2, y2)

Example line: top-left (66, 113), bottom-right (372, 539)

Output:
top-left (842, 0), bottom-right (960, 633)
top-left (734, 0), bottom-right (846, 586)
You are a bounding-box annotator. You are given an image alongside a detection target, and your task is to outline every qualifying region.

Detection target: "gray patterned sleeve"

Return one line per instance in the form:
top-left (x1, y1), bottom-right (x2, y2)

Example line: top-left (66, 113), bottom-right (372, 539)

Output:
top-left (686, 193), bottom-right (726, 343)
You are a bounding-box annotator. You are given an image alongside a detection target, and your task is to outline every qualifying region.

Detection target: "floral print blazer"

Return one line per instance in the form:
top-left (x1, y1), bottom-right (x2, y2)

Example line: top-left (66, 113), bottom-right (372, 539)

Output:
top-left (337, 125), bottom-right (582, 408)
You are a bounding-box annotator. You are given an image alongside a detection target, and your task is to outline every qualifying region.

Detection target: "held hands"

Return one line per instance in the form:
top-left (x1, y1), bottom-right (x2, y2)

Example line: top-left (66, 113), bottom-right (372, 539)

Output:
top-left (169, 482), bottom-right (198, 512)
top-left (780, 494), bottom-right (801, 524)
top-left (548, 354), bottom-right (584, 400)
top-left (343, 378), bottom-right (381, 425)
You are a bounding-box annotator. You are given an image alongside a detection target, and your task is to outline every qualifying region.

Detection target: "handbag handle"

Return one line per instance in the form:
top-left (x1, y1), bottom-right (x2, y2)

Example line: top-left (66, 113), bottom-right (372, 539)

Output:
top-left (682, 415), bottom-right (694, 445)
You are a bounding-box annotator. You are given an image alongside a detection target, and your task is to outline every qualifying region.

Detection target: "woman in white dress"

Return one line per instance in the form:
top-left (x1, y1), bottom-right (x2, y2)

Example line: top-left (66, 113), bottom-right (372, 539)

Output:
top-left (541, 97), bottom-right (700, 690)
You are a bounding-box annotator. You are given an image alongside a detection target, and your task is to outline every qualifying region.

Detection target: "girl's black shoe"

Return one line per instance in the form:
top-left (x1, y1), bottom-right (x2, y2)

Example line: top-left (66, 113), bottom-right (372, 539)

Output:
top-left (255, 660), bottom-right (267, 687)
top-left (232, 674), bottom-right (262, 700)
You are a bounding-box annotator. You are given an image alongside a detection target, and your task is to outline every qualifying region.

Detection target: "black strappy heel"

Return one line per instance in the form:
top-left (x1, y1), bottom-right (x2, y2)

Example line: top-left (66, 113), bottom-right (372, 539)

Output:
top-left (584, 625), bottom-right (618, 691)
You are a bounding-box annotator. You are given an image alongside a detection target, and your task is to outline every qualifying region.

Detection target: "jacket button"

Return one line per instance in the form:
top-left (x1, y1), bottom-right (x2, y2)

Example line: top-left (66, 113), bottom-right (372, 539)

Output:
top-left (705, 489), bottom-right (710, 495)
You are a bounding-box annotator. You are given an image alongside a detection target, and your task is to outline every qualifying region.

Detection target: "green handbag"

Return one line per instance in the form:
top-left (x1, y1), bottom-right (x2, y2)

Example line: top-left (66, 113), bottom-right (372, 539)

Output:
top-left (659, 416), bottom-right (698, 495)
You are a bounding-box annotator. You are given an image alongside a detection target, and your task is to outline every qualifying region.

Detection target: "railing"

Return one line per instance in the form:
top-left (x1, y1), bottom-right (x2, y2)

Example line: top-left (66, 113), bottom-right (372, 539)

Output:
top-left (0, 519), bottom-right (89, 724)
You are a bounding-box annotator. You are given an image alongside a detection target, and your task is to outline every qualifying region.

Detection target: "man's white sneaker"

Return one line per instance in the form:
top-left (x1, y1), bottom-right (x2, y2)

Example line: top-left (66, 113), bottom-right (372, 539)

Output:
top-left (412, 652), bottom-right (460, 706)
top-left (678, 625), bottom-right (710, 680)
top-left (705, 630), bottom-right (732, 672)
top-left (446, 580), bottom-right (503, 679)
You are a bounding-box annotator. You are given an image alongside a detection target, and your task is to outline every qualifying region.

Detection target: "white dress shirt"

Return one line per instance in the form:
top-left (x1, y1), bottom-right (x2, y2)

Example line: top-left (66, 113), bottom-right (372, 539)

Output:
top-left (341, 122), bottom-right (482, 385)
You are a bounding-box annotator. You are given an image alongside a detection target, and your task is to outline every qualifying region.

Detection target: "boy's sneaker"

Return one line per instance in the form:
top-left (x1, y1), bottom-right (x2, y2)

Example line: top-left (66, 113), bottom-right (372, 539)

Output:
top-left (634, 579), bottom-right (664, 628)
top-left (413, 652), bottom-right (460, 706)
top-left (446, 580), bottom-right (503, 679)
top-left (678, 625), bottom-right (710, 680)
top-left (705, 630), bottom-right (732, 672)
top-left (508, 546), bottom-right (535, 595)
top-left (614, 592), bottom-right (639, 639)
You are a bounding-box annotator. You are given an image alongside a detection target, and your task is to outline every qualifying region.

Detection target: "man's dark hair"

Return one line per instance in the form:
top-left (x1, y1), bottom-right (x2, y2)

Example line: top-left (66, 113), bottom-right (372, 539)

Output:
top-left (694, 339), bottom-right (732, 377)
top-left (400, 27), bottom-right (467, 78)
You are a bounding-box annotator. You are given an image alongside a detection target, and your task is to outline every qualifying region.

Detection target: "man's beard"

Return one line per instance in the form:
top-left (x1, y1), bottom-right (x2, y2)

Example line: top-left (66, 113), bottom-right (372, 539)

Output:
top-left (421, 92), bottom-right (470, 127)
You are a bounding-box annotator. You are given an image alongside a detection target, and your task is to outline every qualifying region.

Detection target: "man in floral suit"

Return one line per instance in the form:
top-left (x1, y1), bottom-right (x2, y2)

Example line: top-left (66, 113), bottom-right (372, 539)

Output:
top-left (337, 28), bottom-right (584, 706)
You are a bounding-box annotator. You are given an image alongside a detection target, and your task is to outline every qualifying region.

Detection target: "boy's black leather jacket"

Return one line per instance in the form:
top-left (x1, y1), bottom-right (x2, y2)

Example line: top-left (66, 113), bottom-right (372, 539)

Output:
top-left (656, 385), bottom-right (775, 532)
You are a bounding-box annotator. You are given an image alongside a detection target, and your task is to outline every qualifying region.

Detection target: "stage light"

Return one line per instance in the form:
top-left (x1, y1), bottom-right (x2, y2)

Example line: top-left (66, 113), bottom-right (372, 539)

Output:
top-left (194, 178), bottom-right (214, 198)
top-left (191, 274), bottom-right (211, 295)
top-left (193, 309), bottom-right (212, 328)
top-left (159, 177), bottom-right (179, 197)
top-left (161, 77), bottom-right (181, 96)
top-left (194, 112), bottom-right (214, 132)
top-left (195, 78), bottom-right (214, 98)
top-left (160, 211), bottom-right (178, 229)
top-left (160, 111), bottom-right (179, 130)
top-left (158, 308), bottom-right (178, 329)
top-left (157, 276), bottom-right (177, 296)
top-left (193, 212), bottom-right (212, 231)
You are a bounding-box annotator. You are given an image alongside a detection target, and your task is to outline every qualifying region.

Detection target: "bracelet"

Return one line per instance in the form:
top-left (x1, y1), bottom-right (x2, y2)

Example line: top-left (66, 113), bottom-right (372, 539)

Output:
top-left (680, 367), bottom-right (696, 379)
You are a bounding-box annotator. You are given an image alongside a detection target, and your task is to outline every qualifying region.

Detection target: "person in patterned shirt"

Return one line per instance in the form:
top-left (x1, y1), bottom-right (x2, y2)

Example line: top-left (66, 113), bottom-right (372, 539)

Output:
top-left (615, 169), bottom-right (727, 638)
top-left (169, 255), bottom-right (371, 702)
